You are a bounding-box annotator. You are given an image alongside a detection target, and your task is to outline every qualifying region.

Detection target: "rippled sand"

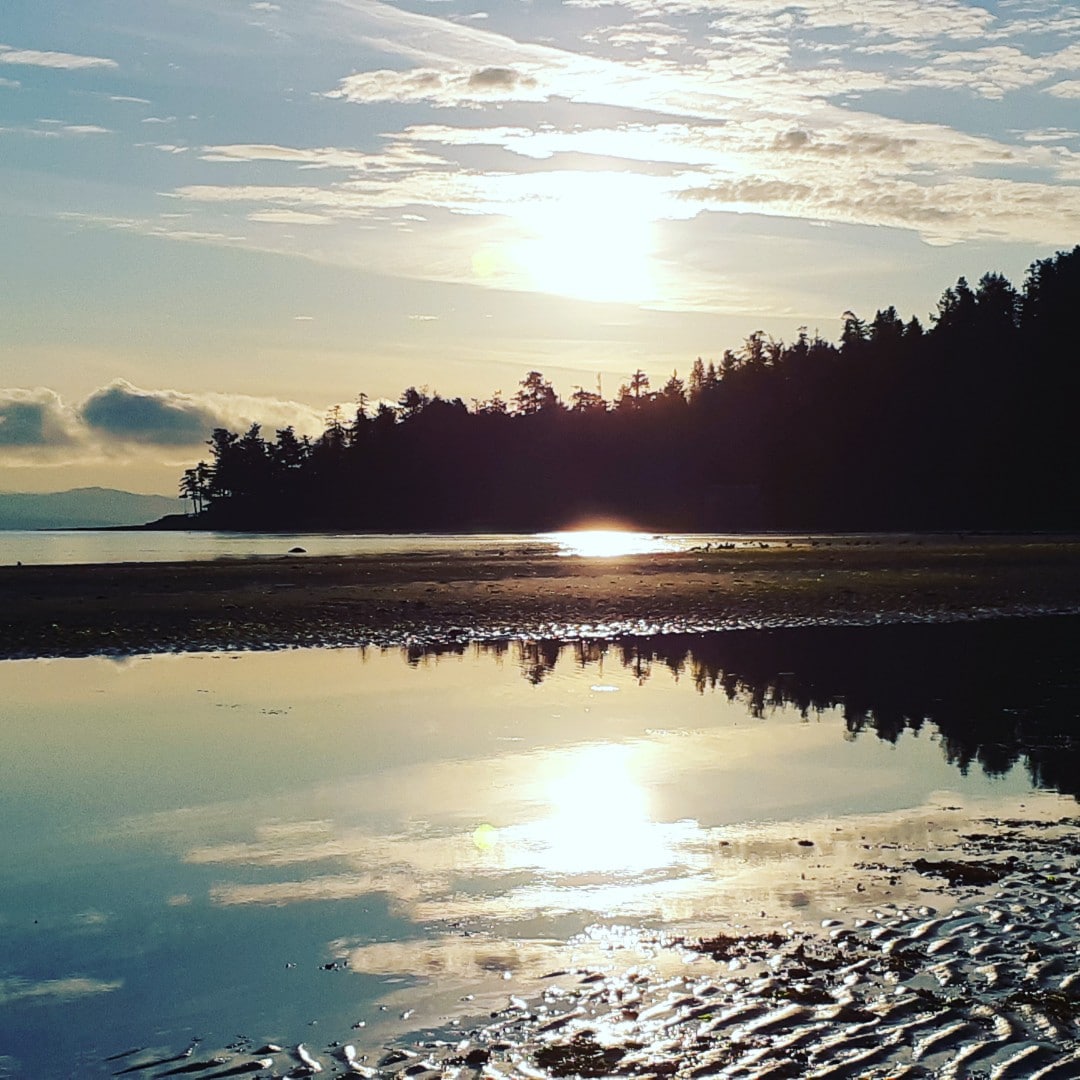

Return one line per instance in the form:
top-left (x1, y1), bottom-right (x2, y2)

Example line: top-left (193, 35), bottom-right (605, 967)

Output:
top-left (98, 807), bottom-right (1080, 1079)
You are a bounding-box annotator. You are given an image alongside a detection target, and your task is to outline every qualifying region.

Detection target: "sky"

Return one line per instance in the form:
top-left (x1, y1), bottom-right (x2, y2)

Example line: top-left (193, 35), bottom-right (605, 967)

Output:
top-left (2, 0), bottom-right (1079, 494)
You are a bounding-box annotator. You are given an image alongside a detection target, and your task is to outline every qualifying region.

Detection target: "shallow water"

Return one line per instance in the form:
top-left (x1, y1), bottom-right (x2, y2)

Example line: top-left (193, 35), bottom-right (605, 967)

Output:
top-left (0, 526), bottom-right (935, 566)
top-left (0, 528), bottom-right (696, 566)
top-left (0, 620), bottom-right (1077, 1077)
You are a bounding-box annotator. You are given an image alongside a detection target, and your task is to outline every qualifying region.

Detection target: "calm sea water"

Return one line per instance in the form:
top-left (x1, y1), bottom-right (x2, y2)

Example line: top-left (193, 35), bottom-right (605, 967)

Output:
top-left (1, 619), bottom-right (1076, 1078)
top-left (0, 529), bottom-right (696, 565)
top-left (0, 529), bottom-right (531, 565)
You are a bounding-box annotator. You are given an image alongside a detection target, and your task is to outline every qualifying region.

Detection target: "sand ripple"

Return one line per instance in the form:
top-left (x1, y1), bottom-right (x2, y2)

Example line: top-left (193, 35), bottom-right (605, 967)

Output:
top-left (101, 817), bottom-right (1080, 1079)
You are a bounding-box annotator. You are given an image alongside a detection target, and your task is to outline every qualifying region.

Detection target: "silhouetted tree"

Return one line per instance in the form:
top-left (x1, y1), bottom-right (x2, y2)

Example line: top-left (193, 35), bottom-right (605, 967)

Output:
top-left (184, 245), bottom-right (1080, 533)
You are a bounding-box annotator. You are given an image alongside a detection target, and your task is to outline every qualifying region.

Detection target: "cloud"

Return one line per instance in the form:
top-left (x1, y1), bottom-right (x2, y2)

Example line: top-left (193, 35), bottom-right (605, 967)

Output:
top-left (329, 64), bottom-right (545, 107)
top-left (906, 45), bottom-right (1058, 100)
top-left (0, 121), bottom-right (113, 139)
top-left (79, 380), bottom-right (326, 447)
top-left (569, 0), bottom-right (995, 42)
top-left (18, 0), bottom-right (1070, 315)
top-left (1046, 80), bottom-right (1080, 99)
top-left (0, 44), bottom-right (118, 70)
top-left (0, 389), bottom-right (79, 448)
top-left (81, 381), bottom-right (223, 446)
top-left (467, 66), bottom-right (537, 91)
top-left (0, 382), bottom-right (328, 470)
top-left (248, 209), bottom-right (332, 224)
top-left (197, 142), bottom-right (445, 172)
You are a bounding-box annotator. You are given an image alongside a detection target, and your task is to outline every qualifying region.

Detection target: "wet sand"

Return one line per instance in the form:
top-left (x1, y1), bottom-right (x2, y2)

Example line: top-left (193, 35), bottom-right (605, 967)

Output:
top-left (3, 534), bottom-right (1080, 658)
top-left (96, 798), bottom-right (1080, 1078)
top-left (15, 535), bottom-right (1078, 1076)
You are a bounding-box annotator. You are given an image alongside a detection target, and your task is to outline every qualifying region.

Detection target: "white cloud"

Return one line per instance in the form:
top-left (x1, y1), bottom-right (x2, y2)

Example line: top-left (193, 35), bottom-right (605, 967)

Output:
top-left (198, 142), bottom-right (445, 172)
top-left (1046, 79), bottom-right (1080, 99)
top-left (0, 44), bottom-right (118, 70)
top-left (248, 209), bottom-right (332, 224)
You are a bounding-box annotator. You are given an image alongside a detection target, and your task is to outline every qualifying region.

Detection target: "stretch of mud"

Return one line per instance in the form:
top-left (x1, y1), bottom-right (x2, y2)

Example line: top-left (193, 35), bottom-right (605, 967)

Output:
top-left (3, 535), bottom-right (1080, 659)
top-left (93, 812), bottom-right (1080, 1080)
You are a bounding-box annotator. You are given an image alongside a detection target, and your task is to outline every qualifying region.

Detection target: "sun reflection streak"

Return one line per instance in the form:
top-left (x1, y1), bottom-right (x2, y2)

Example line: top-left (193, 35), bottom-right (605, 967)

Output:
top-left (543, 530), bottom-right (679, 558)
top-left (491, 743), bottom-right (683, 878)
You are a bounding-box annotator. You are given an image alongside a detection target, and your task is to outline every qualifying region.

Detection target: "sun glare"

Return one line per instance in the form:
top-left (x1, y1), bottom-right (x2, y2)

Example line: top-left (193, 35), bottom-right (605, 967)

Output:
top-left (544, 530), bottom-right (679, 557)
top-left (524, 744), bottom-right (671, 876)
top-left (509, 192), bottom-right (657, 304)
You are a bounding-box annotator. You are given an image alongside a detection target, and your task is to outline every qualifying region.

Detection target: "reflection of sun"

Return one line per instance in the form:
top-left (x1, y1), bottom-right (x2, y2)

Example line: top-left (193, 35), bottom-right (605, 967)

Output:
top-left (510, 196), bottom-right (656, 304)
top-left (543, 530), bottom-right (678, 558)
top-left (521, 744), bottom-right (671, 876)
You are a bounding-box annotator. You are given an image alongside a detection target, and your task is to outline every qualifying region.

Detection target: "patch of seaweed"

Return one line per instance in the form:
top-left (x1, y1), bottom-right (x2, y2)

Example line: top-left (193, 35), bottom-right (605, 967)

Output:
top-left (910, 858), bottom-right (1010, 886)
top-left (683, 931), bottom-right (788, 961)
top-left (1005, 987), bottom-right (1080, 1025)
top-left (534, 1034), bottom-right (627, 1077)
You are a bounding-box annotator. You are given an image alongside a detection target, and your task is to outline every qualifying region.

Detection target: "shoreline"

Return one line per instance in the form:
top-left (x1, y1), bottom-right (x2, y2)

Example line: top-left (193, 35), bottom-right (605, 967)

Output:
top-left (3, 534), bottom-right (1080, 659)
top-left (95, 793), bottom-right (1080, 1078)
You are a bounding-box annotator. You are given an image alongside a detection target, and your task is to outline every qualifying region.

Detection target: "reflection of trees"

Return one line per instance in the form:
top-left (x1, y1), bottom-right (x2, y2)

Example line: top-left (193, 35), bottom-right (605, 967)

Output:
top-left (399, 617), bottom-right (1080, 799)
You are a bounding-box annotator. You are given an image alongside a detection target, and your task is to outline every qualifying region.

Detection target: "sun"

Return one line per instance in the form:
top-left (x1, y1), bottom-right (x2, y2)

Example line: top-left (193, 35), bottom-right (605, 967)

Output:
top-left (508, 185), bottom-right (657, 304)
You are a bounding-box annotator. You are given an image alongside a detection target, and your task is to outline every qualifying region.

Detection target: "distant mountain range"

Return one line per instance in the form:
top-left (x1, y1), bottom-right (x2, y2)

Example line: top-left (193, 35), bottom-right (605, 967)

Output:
top-left (0, 487), bottom-right (186, 530)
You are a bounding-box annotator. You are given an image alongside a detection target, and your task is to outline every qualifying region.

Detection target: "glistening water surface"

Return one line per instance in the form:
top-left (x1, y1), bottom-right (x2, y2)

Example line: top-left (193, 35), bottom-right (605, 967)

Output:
top-left (1, 619), bottom-right (1077, 1077)
top-left (0, 527), bottom-right (932, 566)
top-left (0, 529), bottom-right (692, 566)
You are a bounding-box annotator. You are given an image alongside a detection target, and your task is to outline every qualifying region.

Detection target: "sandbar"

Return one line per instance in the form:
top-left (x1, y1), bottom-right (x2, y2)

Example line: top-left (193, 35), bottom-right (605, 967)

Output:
top-left (3, 533), bottom-right (1080, 658)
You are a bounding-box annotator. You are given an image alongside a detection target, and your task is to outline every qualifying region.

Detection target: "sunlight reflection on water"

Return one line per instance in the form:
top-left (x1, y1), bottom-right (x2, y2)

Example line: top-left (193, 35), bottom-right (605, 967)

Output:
top-left (2, 622), bottom-right (1078, 1077)
top-left (541, 529), bottom-right (681, 557)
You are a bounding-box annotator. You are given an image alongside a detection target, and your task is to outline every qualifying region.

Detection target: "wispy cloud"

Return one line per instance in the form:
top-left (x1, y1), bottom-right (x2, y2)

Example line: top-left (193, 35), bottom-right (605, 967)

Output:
top-left (0, 44), bottom-right (117, 70)
top-left (328, 65), bottom-right (546, 107)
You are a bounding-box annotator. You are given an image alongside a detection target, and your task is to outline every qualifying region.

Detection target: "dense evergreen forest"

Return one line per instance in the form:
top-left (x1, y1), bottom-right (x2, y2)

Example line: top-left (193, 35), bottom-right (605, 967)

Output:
top-left (180, 245), bottom-right (1080, 532)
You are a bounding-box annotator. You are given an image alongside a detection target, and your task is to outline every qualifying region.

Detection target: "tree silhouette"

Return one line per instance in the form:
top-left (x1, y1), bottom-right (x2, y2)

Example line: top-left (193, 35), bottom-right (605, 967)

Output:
top-left (179, 244), bottom-right (1080, 533)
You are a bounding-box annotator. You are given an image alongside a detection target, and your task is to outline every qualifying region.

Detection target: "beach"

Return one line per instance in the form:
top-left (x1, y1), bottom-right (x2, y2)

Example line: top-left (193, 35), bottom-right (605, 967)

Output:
top-left (3, 533), bottom-right (1080, 659)
top-left (6, 534), bottom-right (1080, 1078)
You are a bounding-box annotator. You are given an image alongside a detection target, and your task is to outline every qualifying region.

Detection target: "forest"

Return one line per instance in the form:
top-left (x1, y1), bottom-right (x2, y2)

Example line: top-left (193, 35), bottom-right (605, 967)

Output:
top-left (180, 245), bottom-right (1080, 532)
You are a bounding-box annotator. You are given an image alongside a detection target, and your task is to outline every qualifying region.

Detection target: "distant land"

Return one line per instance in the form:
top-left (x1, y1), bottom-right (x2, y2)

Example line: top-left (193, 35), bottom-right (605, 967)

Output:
top-left (0, 488), bottom-right (185, 530)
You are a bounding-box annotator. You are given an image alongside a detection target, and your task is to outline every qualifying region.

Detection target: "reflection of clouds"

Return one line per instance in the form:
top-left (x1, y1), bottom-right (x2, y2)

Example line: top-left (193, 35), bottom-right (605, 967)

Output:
top-left (198, 791), bottom-right (1072, 932)
top-left (211, 873), bottom-right (404, 907)
top-left (328, 934), bottom-right (556, 980)
top-left (0, 976), bottom-right (121, 1005)
top-left (72, 910), bottom-right (110, 927)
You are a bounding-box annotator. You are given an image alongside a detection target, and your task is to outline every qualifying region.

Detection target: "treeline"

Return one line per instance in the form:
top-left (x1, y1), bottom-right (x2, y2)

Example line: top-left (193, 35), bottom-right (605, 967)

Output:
top-left (181, 245), bottom-right (1080, 531)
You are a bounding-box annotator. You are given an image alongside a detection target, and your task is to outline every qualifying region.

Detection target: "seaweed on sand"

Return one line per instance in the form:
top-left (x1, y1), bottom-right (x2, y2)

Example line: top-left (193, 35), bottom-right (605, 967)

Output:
top-left (910, 858), bottom-right (1012, 887)
top-left (534, 1033), bottom-right (627, 1077)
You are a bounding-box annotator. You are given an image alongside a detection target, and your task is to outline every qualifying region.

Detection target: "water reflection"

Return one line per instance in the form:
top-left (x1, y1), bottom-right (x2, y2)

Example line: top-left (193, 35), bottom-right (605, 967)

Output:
top-left (405, 616), bottom-right (1080, 798)
top-left (540, 530), bottom-right (680, 557)
top-left (1, 617), bottom-right (1078, 1077)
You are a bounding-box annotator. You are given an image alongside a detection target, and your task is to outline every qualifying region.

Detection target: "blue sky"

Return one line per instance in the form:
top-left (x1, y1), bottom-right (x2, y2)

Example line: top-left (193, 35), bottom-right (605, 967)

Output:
top-left (2, 0), bottom-right (1078, 493)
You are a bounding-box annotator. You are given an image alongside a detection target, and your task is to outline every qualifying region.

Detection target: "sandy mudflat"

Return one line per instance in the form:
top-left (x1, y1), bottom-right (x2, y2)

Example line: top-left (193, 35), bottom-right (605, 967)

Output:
top-left (96, 799), bottom-right (1080, 1079)
top-left (3, 534), bottom-right (1080, 658)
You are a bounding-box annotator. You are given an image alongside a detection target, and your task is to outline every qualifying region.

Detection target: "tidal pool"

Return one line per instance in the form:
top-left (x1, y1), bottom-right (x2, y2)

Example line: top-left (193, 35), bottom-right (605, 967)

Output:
top-left (0, 619), bottom-right (1077, 1077)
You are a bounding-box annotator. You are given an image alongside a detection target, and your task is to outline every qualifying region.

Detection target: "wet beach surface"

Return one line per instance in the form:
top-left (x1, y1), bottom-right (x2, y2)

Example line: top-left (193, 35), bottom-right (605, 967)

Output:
top-left (3, 534), bottom-right (1080, 658)
top-left (85, 804), bottom-right (1080, 1080)
top-left (4, 537), bottom-right (1080, 1078)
